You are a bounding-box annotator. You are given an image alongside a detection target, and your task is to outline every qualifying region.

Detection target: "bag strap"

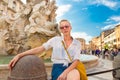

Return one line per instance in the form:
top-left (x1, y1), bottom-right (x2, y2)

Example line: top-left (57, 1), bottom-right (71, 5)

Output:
top-left (61, 40), bottom-right (72, 61)
top-left (56, 26), bottom-right (72, 62)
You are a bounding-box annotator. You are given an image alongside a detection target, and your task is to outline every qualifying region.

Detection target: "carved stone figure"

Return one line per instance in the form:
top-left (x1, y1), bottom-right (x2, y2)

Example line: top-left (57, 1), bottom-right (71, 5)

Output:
top-left (0, 0), bottom-right (57, 56)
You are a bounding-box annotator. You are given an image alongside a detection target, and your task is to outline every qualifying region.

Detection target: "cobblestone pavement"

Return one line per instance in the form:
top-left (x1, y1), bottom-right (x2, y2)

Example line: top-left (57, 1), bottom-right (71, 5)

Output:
top-left (87, 57), bottom-right (113, 80)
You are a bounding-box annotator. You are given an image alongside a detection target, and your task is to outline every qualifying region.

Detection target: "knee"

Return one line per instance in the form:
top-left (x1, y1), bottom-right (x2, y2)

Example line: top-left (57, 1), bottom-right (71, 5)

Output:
top-left (67, 69), bottom-right (80, 80)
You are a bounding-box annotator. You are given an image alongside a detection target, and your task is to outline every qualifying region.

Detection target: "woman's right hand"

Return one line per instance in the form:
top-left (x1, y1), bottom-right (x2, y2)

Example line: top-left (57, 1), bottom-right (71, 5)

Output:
top-left (8, 54), bottom-right (20, 70)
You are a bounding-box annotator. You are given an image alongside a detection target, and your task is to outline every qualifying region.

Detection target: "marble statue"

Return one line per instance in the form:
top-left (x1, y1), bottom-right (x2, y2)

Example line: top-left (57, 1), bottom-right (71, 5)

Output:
top-left (0, 0), bottom-right (57, 56)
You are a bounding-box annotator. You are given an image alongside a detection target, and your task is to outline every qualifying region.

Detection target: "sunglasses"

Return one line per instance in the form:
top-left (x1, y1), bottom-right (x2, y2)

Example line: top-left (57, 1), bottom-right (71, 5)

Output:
top-left (60, 26), bottom-right (69, 29)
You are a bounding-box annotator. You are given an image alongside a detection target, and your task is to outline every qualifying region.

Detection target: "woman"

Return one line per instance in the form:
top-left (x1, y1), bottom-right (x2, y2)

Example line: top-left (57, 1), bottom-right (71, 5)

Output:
top-left (9, 19), bottom-right (81, 80)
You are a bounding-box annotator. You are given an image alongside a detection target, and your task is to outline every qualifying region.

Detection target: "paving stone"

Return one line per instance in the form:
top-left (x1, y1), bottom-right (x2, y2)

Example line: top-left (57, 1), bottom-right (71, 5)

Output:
top-left (88, 57), bottom-right (113, 80)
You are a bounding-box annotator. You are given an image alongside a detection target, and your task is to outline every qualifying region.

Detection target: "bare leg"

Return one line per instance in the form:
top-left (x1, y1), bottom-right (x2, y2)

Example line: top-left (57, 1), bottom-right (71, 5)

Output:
top-left (67, 69), bottom-right (80, 80)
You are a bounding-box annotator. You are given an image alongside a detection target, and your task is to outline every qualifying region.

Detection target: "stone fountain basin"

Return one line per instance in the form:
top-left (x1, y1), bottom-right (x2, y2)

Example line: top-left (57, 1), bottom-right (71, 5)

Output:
top-left (80, 54), bottom-right (99, 69)
top-left (0, 54), bottom-right (99, 80)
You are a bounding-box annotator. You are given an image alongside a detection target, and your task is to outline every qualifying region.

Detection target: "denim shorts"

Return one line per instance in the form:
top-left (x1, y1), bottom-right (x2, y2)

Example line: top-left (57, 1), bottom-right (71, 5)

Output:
top-left (51, 63), bottom-right (71, 80)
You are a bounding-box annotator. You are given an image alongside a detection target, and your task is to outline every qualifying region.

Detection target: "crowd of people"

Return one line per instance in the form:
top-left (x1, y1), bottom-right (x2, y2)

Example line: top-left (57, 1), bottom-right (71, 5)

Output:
top-left (81, 48), bottom-right (120, 59)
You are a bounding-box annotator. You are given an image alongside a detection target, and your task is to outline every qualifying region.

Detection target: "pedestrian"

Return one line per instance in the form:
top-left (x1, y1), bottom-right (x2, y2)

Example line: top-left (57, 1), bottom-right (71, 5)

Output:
top-left (95, 49), bottom-right (100, 57)
top-left (112, 48), bottom-right (118, 56)
top-left (92, 50), bottom-right (95, 55)
top-left (9, 19), bottom-right (81, 80)
top-left (117, 48), bottom-right (120, 55)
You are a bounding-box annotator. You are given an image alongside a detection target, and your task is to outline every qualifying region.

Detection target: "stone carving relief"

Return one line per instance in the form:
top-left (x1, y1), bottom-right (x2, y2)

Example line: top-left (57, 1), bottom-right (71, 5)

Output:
top-left (0, 0), bottom-right (58, 55)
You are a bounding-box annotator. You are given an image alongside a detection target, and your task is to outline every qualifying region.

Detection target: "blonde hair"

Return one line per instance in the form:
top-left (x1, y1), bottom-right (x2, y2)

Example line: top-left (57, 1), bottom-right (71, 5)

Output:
top-left (59, 19), bottom-right (71, 25)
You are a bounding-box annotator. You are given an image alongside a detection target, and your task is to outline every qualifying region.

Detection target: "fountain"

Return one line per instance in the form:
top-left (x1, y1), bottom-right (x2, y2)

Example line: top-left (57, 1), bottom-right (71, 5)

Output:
top-left (80, 54), bottom-right (99, 69)
top-left (0, 0), bottom-right (99, 80)
top-left (0, 0), bottom-right (57, 56)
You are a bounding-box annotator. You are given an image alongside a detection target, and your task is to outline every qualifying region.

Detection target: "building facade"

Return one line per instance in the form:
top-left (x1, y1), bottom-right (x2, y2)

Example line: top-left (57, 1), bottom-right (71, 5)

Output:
top-left (76, 38), bottom-right (86, 50)
top-left (90, 25), bottom-right (120, 50)
top-left (115, 25), bottom-right (120, 48)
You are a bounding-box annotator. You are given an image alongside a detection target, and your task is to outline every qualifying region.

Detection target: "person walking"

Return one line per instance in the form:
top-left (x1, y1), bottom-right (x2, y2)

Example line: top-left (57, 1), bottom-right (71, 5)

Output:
top-left (9, 19), bottom-right (81, 80)
top-left (95, 49), bottom-right (101, 57)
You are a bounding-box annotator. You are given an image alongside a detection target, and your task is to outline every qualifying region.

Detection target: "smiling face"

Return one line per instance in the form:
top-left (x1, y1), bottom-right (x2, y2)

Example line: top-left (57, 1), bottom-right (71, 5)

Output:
top-left (59, 20), bottom-right (72, 36)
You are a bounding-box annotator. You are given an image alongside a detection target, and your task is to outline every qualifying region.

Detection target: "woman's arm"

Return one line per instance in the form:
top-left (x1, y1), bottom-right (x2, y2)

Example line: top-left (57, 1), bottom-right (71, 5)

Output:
top-left (64, 60), bottom-right (79, 73)
top-left (8, 46), bottom-right (45, 69)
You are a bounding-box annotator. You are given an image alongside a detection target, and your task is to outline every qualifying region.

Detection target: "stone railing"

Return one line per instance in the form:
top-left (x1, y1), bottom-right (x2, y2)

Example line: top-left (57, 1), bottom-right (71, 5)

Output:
top-left (0, 55), bottom-right (99, 80)
top-left (0, 63), bottom-right (53, 80)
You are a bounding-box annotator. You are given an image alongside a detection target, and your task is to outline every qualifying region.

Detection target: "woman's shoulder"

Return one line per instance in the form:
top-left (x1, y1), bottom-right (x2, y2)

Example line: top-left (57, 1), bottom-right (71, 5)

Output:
top-left (50, 36), bottom-right (61, 41)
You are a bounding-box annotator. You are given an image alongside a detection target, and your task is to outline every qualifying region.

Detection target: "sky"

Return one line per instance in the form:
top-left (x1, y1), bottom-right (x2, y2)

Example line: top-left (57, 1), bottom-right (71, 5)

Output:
top-left (21, 0), bottom-right (120, 44)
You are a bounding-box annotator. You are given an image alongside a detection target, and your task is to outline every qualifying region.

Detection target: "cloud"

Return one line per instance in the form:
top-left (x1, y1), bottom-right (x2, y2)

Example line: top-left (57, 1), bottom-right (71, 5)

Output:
top-left (81, 7), bottom-right (88, 10)
top-left (90, 0), bottom-right (117, 9)
top-left (73, 0), bottom-right (83, 2)
top-left (101, 24), bottom-right (115, 30)
top-left (109, 16), bottom-right (120, 22)
top-left (101, 22), bottom-right (120, 31)
top-left (55, 4), bottom-right (72, 18)
top-left (71, 32), bottom-right (92, 44)
top-left (105, 16), bottom-right (120, 24)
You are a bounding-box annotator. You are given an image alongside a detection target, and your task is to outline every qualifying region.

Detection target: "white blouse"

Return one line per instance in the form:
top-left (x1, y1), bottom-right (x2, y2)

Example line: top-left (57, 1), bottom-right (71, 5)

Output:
top-left (42, 36), bottom-right (81, 66)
